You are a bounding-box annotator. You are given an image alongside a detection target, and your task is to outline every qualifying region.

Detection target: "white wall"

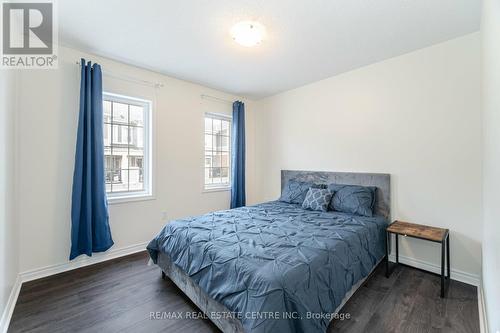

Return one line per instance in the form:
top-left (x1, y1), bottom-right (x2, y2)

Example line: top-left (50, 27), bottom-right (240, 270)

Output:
top-left (481, 0), bottom-right (500, 331)
top-left (16, 45), bottom-right (256, 273)
top-left (0, 70), bottom-right (18, 326)
top-left (254, 33), bottom-right (482, 281)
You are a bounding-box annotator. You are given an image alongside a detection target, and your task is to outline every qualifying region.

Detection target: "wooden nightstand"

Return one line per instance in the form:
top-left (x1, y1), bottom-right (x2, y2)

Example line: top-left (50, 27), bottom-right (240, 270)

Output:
top-left (385, 220), bottom-right (450, 298)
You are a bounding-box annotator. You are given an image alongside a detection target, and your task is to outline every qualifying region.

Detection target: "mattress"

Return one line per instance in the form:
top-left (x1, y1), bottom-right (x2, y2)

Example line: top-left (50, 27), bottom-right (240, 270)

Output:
top-left (147, 201), bottom-right (388, 333)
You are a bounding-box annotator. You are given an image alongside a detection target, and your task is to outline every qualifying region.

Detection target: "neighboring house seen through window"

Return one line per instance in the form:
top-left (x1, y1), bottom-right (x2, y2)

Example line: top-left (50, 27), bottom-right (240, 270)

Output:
top-left (204, 113), bottom-right (231, 190)
top-left (103, 93), bottom-right (152, 201)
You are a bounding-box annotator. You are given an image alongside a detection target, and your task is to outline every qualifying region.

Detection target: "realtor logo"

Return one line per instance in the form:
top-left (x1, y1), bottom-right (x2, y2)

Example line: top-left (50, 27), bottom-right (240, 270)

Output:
top-left (1, 0), bottom-right (58, 68)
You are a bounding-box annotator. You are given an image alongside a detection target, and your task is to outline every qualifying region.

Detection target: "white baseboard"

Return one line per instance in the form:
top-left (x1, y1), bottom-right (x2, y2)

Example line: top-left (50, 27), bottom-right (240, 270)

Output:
top-left (0, 275), bottom-right (22, 333)
top-left (20, 242), bottom-right (148, 283)
top-left (0, 242), bottom-right (148, 333)
top-left (388, 253), bottom-right (480, 286)
top-left (478, 283), bottom-right (488, 333)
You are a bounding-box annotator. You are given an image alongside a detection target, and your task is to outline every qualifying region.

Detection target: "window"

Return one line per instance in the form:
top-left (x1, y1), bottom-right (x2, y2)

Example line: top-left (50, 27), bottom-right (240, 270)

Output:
top-left (103, 93), bottom-right (152, 201)
top-left (204, 113), bottom-right (231, 189)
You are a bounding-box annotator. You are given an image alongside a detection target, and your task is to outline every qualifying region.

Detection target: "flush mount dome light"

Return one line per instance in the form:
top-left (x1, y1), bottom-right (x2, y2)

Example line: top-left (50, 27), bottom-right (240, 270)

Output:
top-left (230, 21), bottom-right (266, 47)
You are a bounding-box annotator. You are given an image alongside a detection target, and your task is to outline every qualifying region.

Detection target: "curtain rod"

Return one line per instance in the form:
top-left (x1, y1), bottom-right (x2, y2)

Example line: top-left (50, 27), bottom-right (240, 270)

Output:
top-left (75, 61), bottom-right (164, 88)
top-left (201, 94), bottom-right (233, 104)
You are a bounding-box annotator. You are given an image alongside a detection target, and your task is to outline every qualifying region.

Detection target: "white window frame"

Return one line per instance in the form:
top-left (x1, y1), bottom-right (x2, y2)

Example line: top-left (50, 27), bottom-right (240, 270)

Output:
top-left (103, 92), bottom-right (154, 203)
top-left (203, 112), bottom-right (232, 192)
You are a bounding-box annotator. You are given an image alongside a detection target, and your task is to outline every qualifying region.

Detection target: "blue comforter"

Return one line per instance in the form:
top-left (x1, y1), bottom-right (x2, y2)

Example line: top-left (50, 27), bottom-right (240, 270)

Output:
top-left (147, 201), bottom-right (387, 333)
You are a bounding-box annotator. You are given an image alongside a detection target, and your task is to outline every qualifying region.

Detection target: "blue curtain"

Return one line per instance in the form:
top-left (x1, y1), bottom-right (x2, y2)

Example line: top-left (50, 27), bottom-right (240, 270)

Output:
top-left (231, 101), bottom-right (246, 208)
top-left (70, 59), bottom-right (114, 260)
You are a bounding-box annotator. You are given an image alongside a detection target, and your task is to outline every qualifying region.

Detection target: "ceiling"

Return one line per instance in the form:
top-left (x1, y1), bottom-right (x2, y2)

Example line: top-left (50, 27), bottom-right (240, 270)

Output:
top-left (59, 0), bottom-right (481, 99)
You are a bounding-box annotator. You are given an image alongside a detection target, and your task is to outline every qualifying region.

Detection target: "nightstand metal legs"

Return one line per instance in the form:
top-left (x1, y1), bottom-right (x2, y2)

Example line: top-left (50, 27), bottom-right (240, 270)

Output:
top-left (441, 238), bottom-right (445, 297)
top-left (395, 234), bottom-right (399, 264)
top-left (447, 235), bottom-right (450, 280)
top-left (385, 231), bottom-right (396, 277)
top-left (440, 233), bottom-right (451, 298)
top-left (386, 229), bottom-right (450, 298)
top-left (385, 231), bottom-right (390, 277)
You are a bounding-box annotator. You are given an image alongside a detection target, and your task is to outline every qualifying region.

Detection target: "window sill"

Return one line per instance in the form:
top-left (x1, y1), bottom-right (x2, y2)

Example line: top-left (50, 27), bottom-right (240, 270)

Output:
top-left (107, 193), bottom-right (155, 205)
top-left (203, 186), bottom-right (231, 193)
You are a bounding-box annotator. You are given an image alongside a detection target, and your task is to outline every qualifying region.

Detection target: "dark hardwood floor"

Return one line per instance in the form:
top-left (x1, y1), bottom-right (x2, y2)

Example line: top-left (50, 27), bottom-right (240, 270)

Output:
top-left (9, 252), bottom-right (479, 333)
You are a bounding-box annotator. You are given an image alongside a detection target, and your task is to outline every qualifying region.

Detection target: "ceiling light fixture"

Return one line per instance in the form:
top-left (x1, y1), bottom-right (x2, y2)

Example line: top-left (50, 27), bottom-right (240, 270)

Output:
top-left (230, 21), bottom-right (266, 47)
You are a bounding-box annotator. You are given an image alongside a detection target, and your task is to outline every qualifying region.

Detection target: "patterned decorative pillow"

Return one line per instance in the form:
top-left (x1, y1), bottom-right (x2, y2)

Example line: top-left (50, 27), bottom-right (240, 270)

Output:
top-left (328, 184), bottom-right (376, 217)
top-left (302, 188), bottom-right (333, 212)
top-left (279, 180), bottom-right (326, 205)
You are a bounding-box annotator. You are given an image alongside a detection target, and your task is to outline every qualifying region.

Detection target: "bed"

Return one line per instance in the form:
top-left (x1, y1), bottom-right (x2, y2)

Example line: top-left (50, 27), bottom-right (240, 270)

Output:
top-left (147, 170), bottom-right (391, 333)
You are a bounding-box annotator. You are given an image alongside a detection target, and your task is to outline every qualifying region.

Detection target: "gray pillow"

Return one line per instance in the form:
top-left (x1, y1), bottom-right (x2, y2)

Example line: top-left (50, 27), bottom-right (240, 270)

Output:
top-left (302, 188), bottom-right (333, 212)
top-left (279, 180), bottom-right (326, 204)
top-left (328, 184), bottom-right (376, 217)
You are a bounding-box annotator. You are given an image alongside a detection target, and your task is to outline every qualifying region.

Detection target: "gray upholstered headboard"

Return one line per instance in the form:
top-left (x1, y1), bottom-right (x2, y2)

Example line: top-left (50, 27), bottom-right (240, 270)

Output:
top-left (281, 170), bottom-right (391, 220)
